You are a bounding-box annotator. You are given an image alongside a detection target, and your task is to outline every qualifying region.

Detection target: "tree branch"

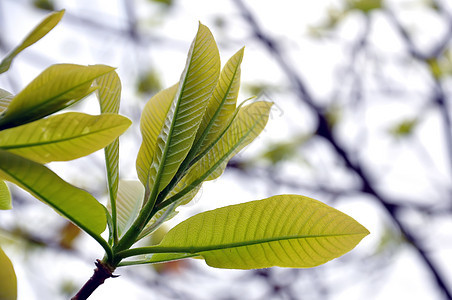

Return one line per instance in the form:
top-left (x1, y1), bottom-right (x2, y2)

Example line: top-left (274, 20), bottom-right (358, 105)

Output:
top-left (231, 0), bottom-right (452, 298)
top-left (71, 259), bottom-right (117, 300)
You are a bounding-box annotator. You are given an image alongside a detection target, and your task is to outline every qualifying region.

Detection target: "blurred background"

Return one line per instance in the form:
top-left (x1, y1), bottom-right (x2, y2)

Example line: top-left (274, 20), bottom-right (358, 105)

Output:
top-left (1, 0), bottom-right (452, 299)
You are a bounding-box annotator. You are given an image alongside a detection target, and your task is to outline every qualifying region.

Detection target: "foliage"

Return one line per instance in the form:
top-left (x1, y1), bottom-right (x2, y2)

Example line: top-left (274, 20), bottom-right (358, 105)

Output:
top-left (0, 11), bottom-right (368, 300)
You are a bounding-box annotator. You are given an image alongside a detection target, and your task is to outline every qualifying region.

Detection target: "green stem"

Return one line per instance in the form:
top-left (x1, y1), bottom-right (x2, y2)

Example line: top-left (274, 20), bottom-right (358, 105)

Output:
top-left (104, 144), bottom-right (118, 245)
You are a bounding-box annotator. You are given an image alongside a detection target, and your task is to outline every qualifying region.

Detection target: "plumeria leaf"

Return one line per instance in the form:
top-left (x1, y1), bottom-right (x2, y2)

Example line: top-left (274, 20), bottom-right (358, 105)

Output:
top-left (158, 101), bottom-right (272, 210)
top-left (95, 70), bottom-right (123, 239)
top-left (0, 247), bottom-right (16, 300)
top-left (191, 47), bottom-right (244, 157)
top-left (0, 89), bottom-right (13, 114)
top-left (0, 112), bottom-right (131, 163)
top-left (107, 180), bottom-right (145, 237)
top-left (0, 64), bottom-right (114, 130)
top-left (137, 23), bottom-right (220, 204)
top-left (129, 195), bottom-right (369, 269)
top-left (0, 10), bottom-right (64, 74)
top-left (0, 149), bottom-right (107, 238)
top-left (0, 180), bottom-right (11, 210)
top-left (136, 85), bottom-right (177, 187)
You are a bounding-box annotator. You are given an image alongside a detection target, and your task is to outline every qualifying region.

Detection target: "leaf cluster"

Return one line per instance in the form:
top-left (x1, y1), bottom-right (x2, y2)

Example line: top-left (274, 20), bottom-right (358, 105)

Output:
top-left (0, 11), bottom-right (369, 300)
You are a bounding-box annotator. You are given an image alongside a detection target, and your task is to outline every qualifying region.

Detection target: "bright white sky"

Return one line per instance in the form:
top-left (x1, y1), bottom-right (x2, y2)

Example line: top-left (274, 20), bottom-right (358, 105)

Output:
top-left (1, 0), bottom-right (451, 299)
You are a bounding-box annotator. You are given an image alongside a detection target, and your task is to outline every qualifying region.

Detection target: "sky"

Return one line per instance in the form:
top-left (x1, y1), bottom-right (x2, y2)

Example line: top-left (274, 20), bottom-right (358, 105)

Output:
top-left (1, 0), bottom-right (451, 299)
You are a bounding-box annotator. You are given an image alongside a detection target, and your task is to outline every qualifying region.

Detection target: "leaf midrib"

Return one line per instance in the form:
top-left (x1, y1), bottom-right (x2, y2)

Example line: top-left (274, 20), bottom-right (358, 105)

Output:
top-left (121, 231), bottom-right (368, 257)
top-left (0, 119), bottom-right (125, 150)
top-left (3, 67), bottom-right (112, 120)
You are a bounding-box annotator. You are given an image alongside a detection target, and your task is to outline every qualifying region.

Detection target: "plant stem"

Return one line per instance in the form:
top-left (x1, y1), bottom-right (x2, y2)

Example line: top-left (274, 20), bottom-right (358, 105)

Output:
top-left (71, 259), bottom-right (117, 300)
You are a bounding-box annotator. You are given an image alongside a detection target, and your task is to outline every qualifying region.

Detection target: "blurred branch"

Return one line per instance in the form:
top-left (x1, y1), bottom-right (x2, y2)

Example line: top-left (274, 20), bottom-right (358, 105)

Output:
top-left (231, 0), bottom-right (452, 298)
top-left (386, 6), bottom-right (452, 182)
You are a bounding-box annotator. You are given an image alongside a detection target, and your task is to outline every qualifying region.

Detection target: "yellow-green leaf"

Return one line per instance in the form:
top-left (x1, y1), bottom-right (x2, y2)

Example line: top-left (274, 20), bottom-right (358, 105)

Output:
top-left (107, 180), bottom-right (145, 237)
top-left (0, 149), bottom-right (107, 237)
top-left (0, 10), bottom-right (64, 74)
top-left (161, 101), bottom-right (272, 208)
top-left (0, 112), bottom-right (131, 163)
top-left (193, 47), bottom-right (244, 156)
top-left (142, 23), bottom-right (220, 199)
top-left (0, 89), bottom-right (13, 114)
top-left (95, 70), bottom-right (123, 237)
top-left (0, 180), bottom-right (11, 210)
top-left (152, 195), bottom-right (369, 269)
top-left (95, 69), bottom-right (121, 114)
top-left (0, 64), bottom-right (114, 130)
top-left (138, 184), bottom-right (202, 240)
top-left (136, 85), bottom-right (177, 187)
top-left (0, 247), bottom-right (16, 300)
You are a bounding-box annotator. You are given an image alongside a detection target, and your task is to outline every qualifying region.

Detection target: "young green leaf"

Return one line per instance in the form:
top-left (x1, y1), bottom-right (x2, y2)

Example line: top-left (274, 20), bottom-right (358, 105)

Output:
top-left (0, 112), bottom-right (131, 163)
top-left (136, 85), bottom-right (177, 186)
top-left (0, 180), bottom-right (11, 210)
top-left (137, 184), bottom-right (202, 240)
top-left (0, 10), bottom-right (64, 74)
top-left (0, 64), bottom-right (114, 130)
top-left (95, 70), bottom-right (123, 242)
top-left (141, 23), bottom-right (220, 200)
top-left (0, 247), bottom-right (16, 300)
top-left (107, 180), bottom-right (145, 237)
top-left (0, 149), bottom-right (107, 238)
top-left (124, 195), bottom-right (369, 269)
top-left (0, 89), bottom-right (13, 113)
top-left (192, 47), bottom-right (244, 156)
top-left (158, 101), bottom-right (272, 209)
top-left (119, 253), bottom-right (199, 267)
top-left (95, 69), bottom-right (121, 114)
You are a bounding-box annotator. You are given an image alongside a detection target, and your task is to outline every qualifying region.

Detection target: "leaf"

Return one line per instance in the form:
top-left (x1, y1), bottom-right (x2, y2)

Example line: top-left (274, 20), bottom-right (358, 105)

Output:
top-left (119, 253), bottom-right (198, 267)
top-left (193, 47), bottom-right (244, 156)
top-left (0, 64), bottom-right (115, 130)
top-left (0, 247), bottom-right (17, 300)
top-left (0, 10), bottom-right (64, 74)
top-left (137, 184), bottom-right (202, 240)
top-left (0, 112), bottom-right (131, 163)
top-left (139, 23), bottom-right (220, 199)
top-left (153, 195), bottom-right (369, 269)
top-left (160, 101), bottom-right (272, 208)
top-left (95, 70), bottom-right (122, 230)
top-left (0, 149), bottom-right (107, 237)
top-left (107, 180), bottom-right (145, 237)
top-left (95, 69), bottom-right (121, 114)
top-left (0, 180), bottom-right (12, 210)
top-left (0, 89), bottom-right (13, 114)
top-left (136, 85), bottom-right (177, 186)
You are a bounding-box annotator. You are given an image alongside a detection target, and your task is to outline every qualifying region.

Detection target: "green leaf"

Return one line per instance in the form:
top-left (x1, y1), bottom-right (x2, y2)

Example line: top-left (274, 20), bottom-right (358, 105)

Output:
top-left (136, 85), bottom-right (177, 187)
top-left (192, 47), bottom-right (244, 156)
top-left (119, 253), bottom-right (198, 267)
top-left (0, 64), bottom-right (114, 130)
top-left (107, 180), bottom-right (145, 237)
top-left (137, 184), bottom-right (201, 240)
top-left (0, 247), bottom-right (16, 300)
top-left (0, 180), bottom-right (12, 210)
top-left (0, 112), bottom-right (131, 163)
top-left (0, 149), bottom-right (107, 237)
top-left (139, 23), bottom-right (220, 200)
top-left (0, 10), bottom-right (64, 74)
top-left (0, 89), bottom-right (13, 114)
top-left (95, 69), bottom-right (121, 114)
top-left (94, 70), bottom-right (123, 241)
top-left (349, 0), bottom-right (382, 13)
top-left (148, 195), bottom-right (369, 269)
top-left (158, 101), bottom-right (272, 209)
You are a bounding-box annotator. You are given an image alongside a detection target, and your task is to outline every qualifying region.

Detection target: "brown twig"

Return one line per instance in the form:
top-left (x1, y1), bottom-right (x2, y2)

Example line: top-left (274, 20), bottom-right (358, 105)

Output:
top-left (71, 259), bottom-right (118, 300)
